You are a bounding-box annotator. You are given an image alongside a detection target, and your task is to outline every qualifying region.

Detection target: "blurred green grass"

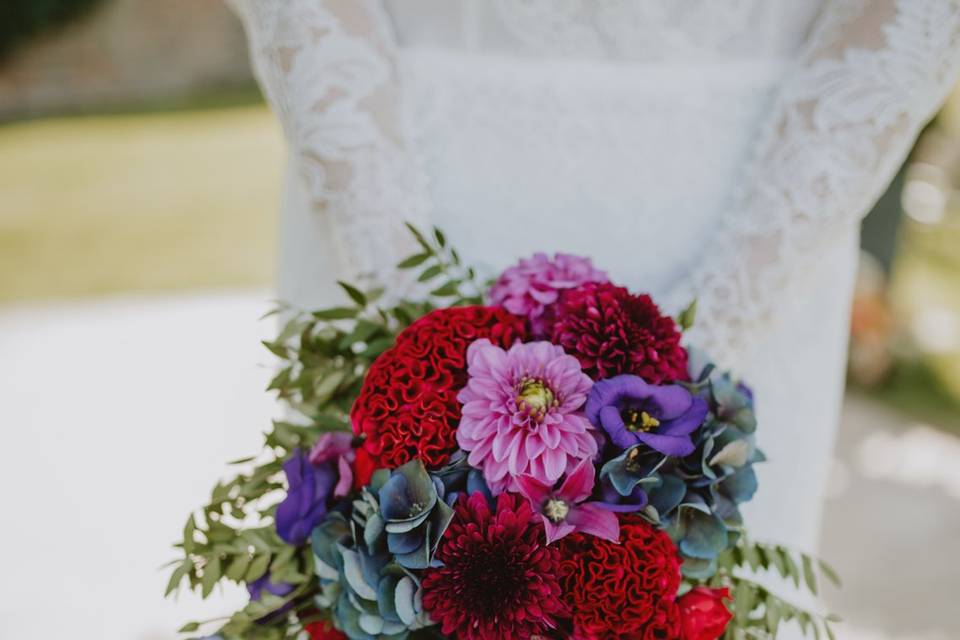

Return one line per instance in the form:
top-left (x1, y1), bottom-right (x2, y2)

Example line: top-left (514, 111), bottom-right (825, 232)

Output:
top-left (0, 104), bottom-right (283, 302)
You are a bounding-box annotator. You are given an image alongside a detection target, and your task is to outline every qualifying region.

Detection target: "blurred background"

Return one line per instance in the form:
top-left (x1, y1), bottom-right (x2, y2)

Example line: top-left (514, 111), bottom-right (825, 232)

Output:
top-left (0, 2), bottom-right (957, 639)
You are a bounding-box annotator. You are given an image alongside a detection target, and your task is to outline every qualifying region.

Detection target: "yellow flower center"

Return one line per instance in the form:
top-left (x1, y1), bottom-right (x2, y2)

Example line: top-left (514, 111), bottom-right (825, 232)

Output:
top-left (516, 378), bottom-right (556, 417)
top-left (543, 498), bottom-right (570, 523)
top-left (624, 409), bottom-right (660, 432)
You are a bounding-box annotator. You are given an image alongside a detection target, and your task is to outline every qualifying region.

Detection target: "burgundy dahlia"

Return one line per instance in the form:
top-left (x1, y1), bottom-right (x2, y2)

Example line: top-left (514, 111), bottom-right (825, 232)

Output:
top-left (421, 492), bottom-right (567, 640)
top-left (548, 283), bottom-right (689, 383)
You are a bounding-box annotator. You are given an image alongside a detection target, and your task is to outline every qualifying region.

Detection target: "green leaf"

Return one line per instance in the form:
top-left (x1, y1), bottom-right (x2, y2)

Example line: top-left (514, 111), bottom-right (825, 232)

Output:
top-left (732, 580), bottom-right (754, 624)
top-left (314, 370), bottom-right (348, 407)
top-left (362, 337), bottom-right (395, 358)
top-left (228, 455), bottom-right (256, 466)
top-left (312, 307), bottom-right (358, 320)
top-left (742, 541), bottom-right (762, 572)
top-left (802, 554), bottom-right (818, 595)
top-left (183, 515), bottom-right (197, 555)
top-left (165, 560), bottom-right (193, 597)
top-left (339, 319), bottom-right (382, 350)
top-left (201, 555), bottom-right (222, 598)
top-left (337, 281), bottom-right (367, 307)
top-left (178, 622), bottom-right (201, 633)
top-left (677, 299), bottom-right (697, 330)
top-left (819, 560), bottom-right (842, 587)
top-left (781, 547), bottom-right (801, 588)
top-left (405, 222), bottom-right (432, 251)
top-left (433, 227), bottom-right (447, 247)
top-left (261, 340), bottom-right (289, 358)
top-left (430, 281), bottom-right (460, 297)
top-left (397, 252), bottom-right (430, 269)
top-left (226, 554), bottom-right (252, 581)
top-left (417, 264), bottom-right (444, 282)
top-left (762, 545), bottom-right (787, 578)
top-left (764, 594), bottom-right (781, 635)
top-left (245, 553), bottom-right (271, 583)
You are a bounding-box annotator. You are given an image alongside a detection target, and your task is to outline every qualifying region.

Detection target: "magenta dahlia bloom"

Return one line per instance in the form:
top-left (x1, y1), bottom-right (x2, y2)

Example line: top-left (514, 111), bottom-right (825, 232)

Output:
top-left (489, 253), bottom-right (608, 332)
top-left (457, 338), bottom-right (598, 494)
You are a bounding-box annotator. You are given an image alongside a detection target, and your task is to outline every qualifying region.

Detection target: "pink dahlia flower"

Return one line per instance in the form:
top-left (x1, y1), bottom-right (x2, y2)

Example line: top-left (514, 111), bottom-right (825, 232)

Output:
top-left (456, 338), bottom-right (598, 494)
top-left (489, 253), bottom-right (608, 333)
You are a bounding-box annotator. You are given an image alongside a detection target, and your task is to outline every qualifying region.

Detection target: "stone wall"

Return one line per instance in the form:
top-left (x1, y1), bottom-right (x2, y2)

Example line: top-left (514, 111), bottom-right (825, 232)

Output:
top-left (0, 0), bottom-right (255, 121)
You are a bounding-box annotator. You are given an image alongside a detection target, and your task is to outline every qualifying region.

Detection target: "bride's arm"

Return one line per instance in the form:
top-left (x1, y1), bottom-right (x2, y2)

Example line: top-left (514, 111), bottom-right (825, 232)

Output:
top-left (227, 0), bottom-right (427, 281)
top-left (683, 0), bottom-right (960, 368)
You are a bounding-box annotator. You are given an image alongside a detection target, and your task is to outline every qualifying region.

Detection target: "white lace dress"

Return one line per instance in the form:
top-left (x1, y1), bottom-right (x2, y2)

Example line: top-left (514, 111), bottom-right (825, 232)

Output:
top-left (229, 0), bottom-right (960, 621)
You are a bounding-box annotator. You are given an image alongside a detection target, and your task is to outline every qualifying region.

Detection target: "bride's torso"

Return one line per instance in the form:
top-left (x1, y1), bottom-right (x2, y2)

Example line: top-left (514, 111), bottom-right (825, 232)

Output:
top-left (401, 50), bottom-right (787, 293)
top-left (270, 0), bottom-right (859, 560)
top-left (377, 0), bottom-right (827, 293)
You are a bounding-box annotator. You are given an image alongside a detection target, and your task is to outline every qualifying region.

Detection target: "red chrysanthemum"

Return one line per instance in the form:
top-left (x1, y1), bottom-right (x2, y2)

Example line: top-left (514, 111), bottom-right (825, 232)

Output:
top-left (548, 282), bottom-right (689, 383)
top-left (351, 306), bottom-right (525, 473)
top-left (558, 515), bottom-right (683, 640)
top-left (422, 492), bottom-right (567, 640)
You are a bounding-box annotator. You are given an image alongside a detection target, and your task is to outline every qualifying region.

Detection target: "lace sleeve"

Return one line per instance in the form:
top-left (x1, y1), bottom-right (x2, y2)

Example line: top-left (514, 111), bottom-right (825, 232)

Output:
top-left (682, 0), bottom-right (960, 368)
top-left (227, 0), bottom-right (428, 282)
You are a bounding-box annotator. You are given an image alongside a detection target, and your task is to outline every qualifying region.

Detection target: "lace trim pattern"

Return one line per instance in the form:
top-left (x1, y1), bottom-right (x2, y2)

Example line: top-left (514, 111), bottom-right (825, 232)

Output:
top-left (489, 0), bottom-right (791, 60)
top-left (230, 0), bottom-right (960, 369)
top-left (228, 0), bottom-right (429, 283)
top-left (681, 0), bottom-right (960, 369)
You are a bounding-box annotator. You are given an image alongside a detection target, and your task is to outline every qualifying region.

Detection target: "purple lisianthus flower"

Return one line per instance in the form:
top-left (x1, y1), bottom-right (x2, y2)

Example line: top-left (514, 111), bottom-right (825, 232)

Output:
top-left (516, 458), bottom-right (620, 544)
top-left (586, 374), bottom-right (708, 457)
top-left (246, 572), bottom-right (295, 623)
top-left (489, 253), bottom-right (608, 334)
top-left (599, 477), bottom-right (649, 513)
top-left (275, 449), bottom-right (335, 545)
top-left (308, 431), bottom-right (355, 498)
top-left (247, 572), bottom-right (294, 601)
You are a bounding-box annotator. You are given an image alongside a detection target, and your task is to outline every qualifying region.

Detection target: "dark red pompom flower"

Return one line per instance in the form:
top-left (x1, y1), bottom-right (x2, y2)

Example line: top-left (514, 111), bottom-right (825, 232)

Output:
top-left (548, 282), bottom-right (689, 383)
top-left (351, 306), bottom-right (525, 473)
top-left (422, 492), bottom-right (567, 640)
top-left (677, 587), bottom-right (733, 640)
top-left (558, 515), bottom-right (683, 640)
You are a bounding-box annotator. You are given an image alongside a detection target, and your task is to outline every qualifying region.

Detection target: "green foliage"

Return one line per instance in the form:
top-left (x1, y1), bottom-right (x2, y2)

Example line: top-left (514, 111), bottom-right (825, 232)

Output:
top-left (166, 225), bottom-right (486, 639)
top-left (710, 538), bottom-right (841, 640)
top-left (0, 0), bottom-right (106, 60)
top-left (676, 298), bottom-right (698, 331)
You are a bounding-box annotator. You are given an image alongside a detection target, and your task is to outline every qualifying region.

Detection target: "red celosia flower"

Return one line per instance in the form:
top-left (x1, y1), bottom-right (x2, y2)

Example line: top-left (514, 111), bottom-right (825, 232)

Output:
top-left (422, 492), bottom-right (567, 640)
top-left (351, 306), bottom-right (525, 472)
top-left (677, 587), bottom-right (733, 640)
top-left (558, 515), bottom-right (683, 640)
top-left (548, 283), bottom-right (689, 383)
top-left (303, 619), bottom-right (347, 639)
top-left (644, 600), bottom-right (683, 640)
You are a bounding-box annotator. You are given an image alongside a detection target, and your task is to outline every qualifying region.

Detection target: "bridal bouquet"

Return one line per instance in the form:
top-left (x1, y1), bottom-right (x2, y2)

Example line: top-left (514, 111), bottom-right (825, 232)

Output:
top-left (168, 226), bottom-right (838, 640)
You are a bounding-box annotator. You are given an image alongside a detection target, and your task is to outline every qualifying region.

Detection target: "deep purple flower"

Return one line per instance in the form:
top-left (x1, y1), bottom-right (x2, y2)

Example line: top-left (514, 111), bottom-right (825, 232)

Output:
top-left (586, 374), bottom-right (708, 457)
top-left (275, 449), bottom-right (335, 545)
top-left (246, 572), bottom-right (295, 624)
top-left (600, 477), bottom-right (649, 513)
top-left (515, 458), bottom-right (620, 544)
top-left (246, 572), bottom-right (295, 601)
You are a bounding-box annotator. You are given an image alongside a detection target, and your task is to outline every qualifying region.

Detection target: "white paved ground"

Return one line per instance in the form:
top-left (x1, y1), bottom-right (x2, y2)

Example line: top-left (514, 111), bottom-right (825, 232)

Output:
top-left (0, 292), bottom-right (955, 639)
